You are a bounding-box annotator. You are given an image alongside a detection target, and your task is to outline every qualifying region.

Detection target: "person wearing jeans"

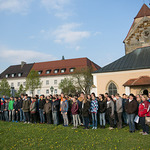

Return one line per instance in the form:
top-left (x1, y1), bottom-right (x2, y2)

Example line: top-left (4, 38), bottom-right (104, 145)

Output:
top-left (125, 94), bottom-right (138, 133)
top-left (98, 94), bottom-right (107, 128)
top-left (52, 98), bottom-right (59, 125)
top-left (90, 93), bottom-right (98, 129)
top-left (8, 97), bottom-right (14, 121)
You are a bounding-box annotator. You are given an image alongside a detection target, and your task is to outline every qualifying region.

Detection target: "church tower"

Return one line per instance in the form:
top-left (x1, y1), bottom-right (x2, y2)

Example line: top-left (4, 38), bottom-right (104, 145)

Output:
top-left (124, 4), bottom-right (150, 54)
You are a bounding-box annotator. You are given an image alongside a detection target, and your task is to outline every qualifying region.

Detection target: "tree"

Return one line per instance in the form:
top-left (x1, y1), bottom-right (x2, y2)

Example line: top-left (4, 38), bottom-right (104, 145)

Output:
top-left (25, 70), bottom-right (42, 96)
top-left (0, 78), bottom-right (11, 97)
top-left (15, 84), bottom-right (25, 97)
top-left (59, 78), bottom-right (76, 95)
top-left (73, 67), bottom-right (93, 95)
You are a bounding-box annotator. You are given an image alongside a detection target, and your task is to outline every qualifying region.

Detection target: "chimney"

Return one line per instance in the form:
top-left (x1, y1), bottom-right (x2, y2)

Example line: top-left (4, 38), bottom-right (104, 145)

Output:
top-left (21, 61), bottom-right (26, 69)
top-left (62, 56), bottom-right (65, 60)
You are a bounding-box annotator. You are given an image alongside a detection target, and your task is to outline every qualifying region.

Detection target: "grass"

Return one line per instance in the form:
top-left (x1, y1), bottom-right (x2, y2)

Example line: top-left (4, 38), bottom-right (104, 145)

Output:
top-left (0, 121), bottom-right (150, 150)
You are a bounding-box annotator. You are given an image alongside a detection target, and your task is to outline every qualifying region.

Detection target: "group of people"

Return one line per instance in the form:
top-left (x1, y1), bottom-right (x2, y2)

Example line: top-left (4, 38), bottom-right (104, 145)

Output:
top-left (0, 92), bottom-right (150, 135)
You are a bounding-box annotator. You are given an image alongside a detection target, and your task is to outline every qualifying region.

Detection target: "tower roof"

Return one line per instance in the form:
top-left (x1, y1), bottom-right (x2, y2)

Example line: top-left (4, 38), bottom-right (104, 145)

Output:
top-left (135, 4), bottom-right (150, 19)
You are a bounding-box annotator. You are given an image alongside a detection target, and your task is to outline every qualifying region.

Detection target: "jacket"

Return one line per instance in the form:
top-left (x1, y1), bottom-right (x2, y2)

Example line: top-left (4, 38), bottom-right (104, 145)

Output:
top-left (23, 99), bottom-right (31, 112)
top-left (8, 100), bottom-right (14, 110)
top-left (44, 102), bottom-right (52, 114)
top-left (18, 99), bottom-right (23, 109)
top-left (90, 98), bottom-right (98, 113)
top-left (61, 100), bottom-right (68, 113)
top-left (98, 100), bottom-right (107, 113)
top-left (138, 100), bottom-right (150, 117)
top-left (71, 102), bottom-right (79, 115)
top-left (116, 97), bottom-right (123, 113)
top-left (107, 100), bottom-right (114, 117)
top-left (13, 101), bottom-right (18, 111)
top-left (82, 101), bottom-right (90, 117)
top-left (125, 99), bottom-right (138, 114)
top-left (30, 101), bottom-right (36, 114)
top-left (4, 103), bottom-right (9, 111)
top-left (52, 100), bottom-right (59, 112)
top-left (39, 99), bottom-right (46, 109)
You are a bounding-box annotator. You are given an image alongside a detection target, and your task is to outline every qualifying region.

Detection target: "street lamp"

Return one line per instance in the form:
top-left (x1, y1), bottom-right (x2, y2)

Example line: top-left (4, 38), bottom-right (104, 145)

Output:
top-left (50, 86), bottom-right (54, 95)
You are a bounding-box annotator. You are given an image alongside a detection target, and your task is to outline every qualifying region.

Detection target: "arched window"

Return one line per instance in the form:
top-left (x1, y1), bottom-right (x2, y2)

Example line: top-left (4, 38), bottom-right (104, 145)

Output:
top-left (108, 82), bottom-right (117, 96)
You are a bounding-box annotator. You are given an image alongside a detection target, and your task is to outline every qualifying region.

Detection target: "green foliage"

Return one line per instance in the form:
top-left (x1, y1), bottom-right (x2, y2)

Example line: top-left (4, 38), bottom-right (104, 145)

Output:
top-left (73, 67), bottom-right (93, 95)
top-left (25, 70), bottom-right (42, 96)
top-left (0, 121), bottom-right (150, 150)
top-left (59, 78), bottom-right (76, 95)
top-left (0, 78), bottom-right (11, 97)
top-left (15, 84), bottom-right (25, 97)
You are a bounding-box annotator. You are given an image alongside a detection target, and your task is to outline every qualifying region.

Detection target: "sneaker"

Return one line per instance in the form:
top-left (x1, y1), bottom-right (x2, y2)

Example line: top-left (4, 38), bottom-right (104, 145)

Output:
top-left (109, 127), bottom-right (114, 130)
top-left (28, 122), bottom-right (30, 124)
top-left (92, 127), bottom-right (95, 129)
top-left (24, 121), bottom-right (27, 124)
top-left (142, 132), bottom-right (149, 135)
top-left (72, 127), bottom-right (76, 129)
top-left (139, 131), bottom-right (144, 134)
top-left (95, 127), bottom-right (97, 129)
top-left (16, 121), bottom-right (18, 123)
top-left (12, 120), bottom-right (14, 122)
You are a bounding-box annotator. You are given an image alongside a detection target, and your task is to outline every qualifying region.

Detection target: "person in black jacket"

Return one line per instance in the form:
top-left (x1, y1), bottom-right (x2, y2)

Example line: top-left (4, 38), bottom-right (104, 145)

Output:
top-left (98, 94), bottom-right (107, 128)
top-left (12, 97), bottom-right (19, 122)
top-left (82, 98), bottom-right (90, 129)
top-left (52, 97), bottom-right (59, 125)
top-left (39, 95), bottom-right (46, 124)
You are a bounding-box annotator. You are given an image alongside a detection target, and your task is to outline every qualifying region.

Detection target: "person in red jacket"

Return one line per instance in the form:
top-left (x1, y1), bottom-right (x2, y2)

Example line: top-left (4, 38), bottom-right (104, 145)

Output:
top-left (71, 97), bottom-right (79, 129)
top-left (138, 95), bottom-right (150, 135)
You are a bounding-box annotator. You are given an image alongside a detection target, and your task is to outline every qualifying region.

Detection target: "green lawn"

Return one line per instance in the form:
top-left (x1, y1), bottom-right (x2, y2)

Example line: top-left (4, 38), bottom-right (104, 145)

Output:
top-left (0, 121), bottom-right (150, 150)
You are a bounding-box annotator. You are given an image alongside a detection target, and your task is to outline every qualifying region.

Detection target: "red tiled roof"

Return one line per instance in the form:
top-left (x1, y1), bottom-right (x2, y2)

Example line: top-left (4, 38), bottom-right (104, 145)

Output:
top-left (31, 57), bottom-right (101, 77)
top-left (135, 4), bottom-right (150, 19)
top-left (123, 76), bottom-right (150, 86)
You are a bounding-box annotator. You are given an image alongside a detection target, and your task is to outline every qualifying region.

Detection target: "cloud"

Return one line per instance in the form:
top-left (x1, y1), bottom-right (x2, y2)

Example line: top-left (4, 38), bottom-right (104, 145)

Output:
top-left (41, 0), bottom-right (72, 19)
top-left (0, 48), bottom-right (57, 65)
top-left (94, 32), bottom-right (101, 36)
top-left (0, 0), bottom-right (33, 14)
top-left (53, 23), bottom-right (90, 44)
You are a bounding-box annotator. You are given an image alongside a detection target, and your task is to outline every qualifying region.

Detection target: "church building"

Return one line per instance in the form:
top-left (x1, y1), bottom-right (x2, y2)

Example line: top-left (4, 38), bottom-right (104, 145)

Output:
top-left (92, 4), bottom-right (150, 96)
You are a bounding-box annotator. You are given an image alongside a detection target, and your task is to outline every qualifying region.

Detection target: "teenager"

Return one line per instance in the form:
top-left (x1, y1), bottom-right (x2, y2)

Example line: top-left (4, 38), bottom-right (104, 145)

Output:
top-left (44, 99), bottom-right (52, 124)
top-left (8, 97), bottom-right (14, 122)
top-left (30, 97), bottom-right (37, 123)
top-left (12, 97), bottom-right (19, 122)
top-left (39, 95), bottom-right (46, 124)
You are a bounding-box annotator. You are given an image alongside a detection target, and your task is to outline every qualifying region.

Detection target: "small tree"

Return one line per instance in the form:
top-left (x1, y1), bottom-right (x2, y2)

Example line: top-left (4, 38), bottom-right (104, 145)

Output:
top-left (15, 84), bottom-right (25, 97)
top-left (0, 78), bottom-right (11, 97)
top-left (73, 67), bottom-right (93, 95)
top-left (59, 78), bottom-right (76, 95)
top-left (25, 70), bottom-right (42, 96)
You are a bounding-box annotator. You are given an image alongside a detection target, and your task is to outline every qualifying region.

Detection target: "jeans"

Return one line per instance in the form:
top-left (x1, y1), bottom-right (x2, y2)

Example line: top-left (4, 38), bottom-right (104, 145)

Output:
top-left (46, 113), bottom-right (51, 124)
top-left (62, 112), bottom-right (68, 126)
top-left (31, 113), bottom-right (36, 123)
top-left (4, 111), bottom-right (9, 121)
top-left (72, 114), bottom-right (78, 127)
top-left (12, 110), bottom-right (18, 121)
top-left (39, 109), bottom-right (45, 123)
top-left (84, 117), bottom-right (89, 128)
top-left (117, 112), bottom-right (122, 129)
top-left (128, 114), bottom-right (135, 132)
top-left (20, 108), bottom-right (25, 122)
top-left (122, 111), bottom-right (128, 124)
top-left (0, 111), bottom-right (4, 120)
top-left (92, 113), bottom-right (97, 128)
top-left (140, 117), bottom-right (149, 134)
top-left (99, 113), bottom-right (106, 126)
top-left (9, 110), bottom-right (13, 121)
top-left (52, 111), bottom-right (58, 125)
top-left (24, 112), bottom-right (30, 122)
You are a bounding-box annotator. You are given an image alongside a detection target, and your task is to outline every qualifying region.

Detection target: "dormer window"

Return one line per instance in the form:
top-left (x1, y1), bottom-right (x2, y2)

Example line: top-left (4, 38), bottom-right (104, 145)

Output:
top-left (12, 74), bottom-right (15, 78)
top-left (61, 68), bottom-right (66, 73)
top-left (46, 70), bottom-right (51, 74)
top-left (54, 69), bottom-right (59, 74)
top-left (5, 74), bottom-right (9, 78)
top-left (18, 73), bottom-right (22, 77)
top-left (70, 68), bottom-right (75, 72)
top-left (38, 71), bottom-right (43, 75)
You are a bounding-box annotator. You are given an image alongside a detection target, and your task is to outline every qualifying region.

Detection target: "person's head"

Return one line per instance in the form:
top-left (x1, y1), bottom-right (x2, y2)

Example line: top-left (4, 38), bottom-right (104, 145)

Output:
top-left (61, 93), bottom-right (64, 97)
top-left (3, 95), bottom-right (5, 99)
top-left (10, 97), bottom-right (13, 100)
top-left (129, 94), bottom-right (135, 100)
top-left (24, 94), bottom-right (28, 99)
top-left (115, 93), bottom-right (120, 99)
top-left (99, 94), bottom-right (104, 101)
top-left (72, 96), bottom-right (77, 103)
top-left (148, 92), bottom-right (150, 98)
top-left (63, 97), bottom-right (66, 101)
top-left (14, 97), bottom-right (18, 101)
top-left (21, 94), bottom-right (24, 99)
top-left (40, 95), bottom-right (44, 100)
top-left (122, 94), bottom-right (126, 99)
top-left (47, 96), bottom-right (50, 100)
top-left (87, 94), bottom-right (91, 100)
top-left (31, 97), bottom-right (34, 102)
top-left (80, 92), bottom-right (85, 98)
top-left (91, 93), bottom-right (95, 99)
top-left (105, 93), bottom-right (108, 98)
top-left (141, 95), bottom-right (148, 102)
top-left (107, 96), bottom-right (112, 101)
top-left (46, 99), bottom-right (49, 103)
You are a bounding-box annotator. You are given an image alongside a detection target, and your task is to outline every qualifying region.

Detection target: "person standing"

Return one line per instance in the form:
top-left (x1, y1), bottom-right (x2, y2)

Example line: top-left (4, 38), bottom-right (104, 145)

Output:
top-left (8, 97), bottom-right (14, 122)
top-left (30, 97), bottom-right (37, 123)
top-left (122, 94), bottom-right (128, 125)
top-left (12, 97), bottom-right (19, 122)
top-left (115, 94), bottom-right (123, 129)
top-left (4, 99), bottom-right (9, 122)
top-left (44, 99), bottom-right (52, 124)
top-left (125, 94), bottom-right (138, 133)
top-left (52, 97), bottom-right (59, 125)
top-left (39, 95), bottom-right (46, 124)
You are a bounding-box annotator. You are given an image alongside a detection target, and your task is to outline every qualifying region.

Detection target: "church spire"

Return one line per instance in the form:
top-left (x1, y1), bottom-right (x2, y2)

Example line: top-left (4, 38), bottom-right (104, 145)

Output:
top-left (135, 4), bottom-right (150, 19)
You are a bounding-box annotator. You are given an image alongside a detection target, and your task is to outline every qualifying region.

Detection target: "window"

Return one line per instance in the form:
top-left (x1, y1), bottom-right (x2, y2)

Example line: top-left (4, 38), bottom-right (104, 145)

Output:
top-left (38, 71), bottom-right (43, 75)
top-left (37, 90), bottom-right (41, 95)
top-left (12, 74), bottom-right (15, 77)
top-left (18, 82), bottom-right (20, 86)
top-left (46, 80), bottom-right (49, 85)
top-left (54, 89), bottom-right (57, 94)
top-left (18, 73), bottom-right (22, 77)
top-left (54, 69), bottom-right (59, 74)
top-left (11, 82), bottom-right (14, 87)
top-left (5, 74), bottom-right (9, 78)
top-left (23, 82), bottom-right (26, 86)
top-left (70, 68), bottom-right (75, 72)
top-left (54, 80), bottom-right (57, 85)
top-left (46, 89), bottom-right (49, 94)
top-left (108, 82), bottom-right (117, 96)
top-left (46, 70), bottom-right (51, 74)
top-left (61, 68), bottom-right (66, 73)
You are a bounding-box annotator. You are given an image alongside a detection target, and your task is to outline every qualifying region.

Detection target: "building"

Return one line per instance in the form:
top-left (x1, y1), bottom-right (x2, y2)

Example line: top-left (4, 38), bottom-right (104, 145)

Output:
top-left (92, 4), bottom-right (150, 96)
top-left (0, 57), bottom-right (100, 96)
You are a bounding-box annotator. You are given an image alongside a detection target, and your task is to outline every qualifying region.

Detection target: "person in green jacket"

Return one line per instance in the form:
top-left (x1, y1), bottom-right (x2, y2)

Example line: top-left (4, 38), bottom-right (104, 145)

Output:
top-left (8, 97), bottom-right (14, 121)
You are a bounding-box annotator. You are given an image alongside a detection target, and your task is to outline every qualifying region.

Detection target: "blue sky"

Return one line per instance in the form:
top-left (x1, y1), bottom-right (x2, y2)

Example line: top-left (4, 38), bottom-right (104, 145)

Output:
top-left (0, 0), bottom-right (149, 73)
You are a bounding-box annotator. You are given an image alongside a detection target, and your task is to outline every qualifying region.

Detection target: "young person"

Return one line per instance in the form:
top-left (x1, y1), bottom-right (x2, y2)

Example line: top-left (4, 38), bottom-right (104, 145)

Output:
top-left (30, 97), bottom-right (37, 124)
top-left (90, 93), bottom-right (98, 129)
top-left (44, 99), bottom-right (52, 124)
top-left (0, 98), bottom-right (5, 120)
top-left (52, 97), bottom-right (59, 125)
top-left (39, 95), bottom-right (46, 124)
top-left (8, 97), bottom-right (14, 122)
top-left (61, 97), bottom-right (68, 127)
top-left (71, 97), bottom-right (79, 129)
top-left (12, 97), bottom-right (19, 122)
top-left (4, 99), bottom-right (9, 122)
